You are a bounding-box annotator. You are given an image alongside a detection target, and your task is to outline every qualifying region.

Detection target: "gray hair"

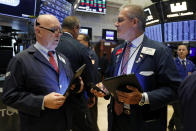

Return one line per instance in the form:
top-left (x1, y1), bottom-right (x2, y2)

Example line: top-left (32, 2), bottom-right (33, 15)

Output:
top-left (120, 4), bottom-right (146, 31)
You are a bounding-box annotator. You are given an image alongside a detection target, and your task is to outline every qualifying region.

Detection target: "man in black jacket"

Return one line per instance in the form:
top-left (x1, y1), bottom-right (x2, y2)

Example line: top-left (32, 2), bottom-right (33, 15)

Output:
top-left (77, 33), bottom-right (100, 131)
top-left (56, 16), bottom-right (96, 131)
top-left (2, 14), bottom-right (79, 131)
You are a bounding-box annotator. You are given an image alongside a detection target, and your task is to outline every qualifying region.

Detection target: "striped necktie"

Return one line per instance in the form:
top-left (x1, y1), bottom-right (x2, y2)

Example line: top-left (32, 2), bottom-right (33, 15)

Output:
top-left (114, 42), bottom-right (132, 116)
top-left (121, 42), bottom-right (131, 74)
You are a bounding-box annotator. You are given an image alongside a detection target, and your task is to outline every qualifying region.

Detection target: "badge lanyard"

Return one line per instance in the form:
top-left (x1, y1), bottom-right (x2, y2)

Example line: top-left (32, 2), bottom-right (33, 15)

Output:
top-left (120, 42), bottom-right (142, 74)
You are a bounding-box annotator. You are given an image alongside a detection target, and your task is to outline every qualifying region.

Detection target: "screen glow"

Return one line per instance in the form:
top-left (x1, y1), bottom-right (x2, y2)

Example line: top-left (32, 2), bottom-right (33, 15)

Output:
top-left (0, 0), bottom-right (20, 6)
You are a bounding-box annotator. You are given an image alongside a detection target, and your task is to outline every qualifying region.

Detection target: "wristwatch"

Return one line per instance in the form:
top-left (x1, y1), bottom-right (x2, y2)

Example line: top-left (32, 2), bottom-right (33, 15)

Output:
top-left (138, 93), bottom-right (145, 106)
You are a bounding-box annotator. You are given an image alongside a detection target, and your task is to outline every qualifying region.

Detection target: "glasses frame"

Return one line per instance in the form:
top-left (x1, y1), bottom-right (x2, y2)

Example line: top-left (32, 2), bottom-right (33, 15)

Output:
top-left (35, 19), bottom-right (62, 34)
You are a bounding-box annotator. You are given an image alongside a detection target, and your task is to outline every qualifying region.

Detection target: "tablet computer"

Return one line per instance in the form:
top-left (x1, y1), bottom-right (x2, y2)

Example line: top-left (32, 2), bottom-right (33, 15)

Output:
top-left (64, 64), bottom-right (86, 96)
top-left (102, 74), bottom-right (142, 98)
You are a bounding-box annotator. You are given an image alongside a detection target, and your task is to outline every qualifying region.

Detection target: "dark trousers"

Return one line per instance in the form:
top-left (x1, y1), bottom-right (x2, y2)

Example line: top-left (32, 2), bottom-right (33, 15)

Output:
top-left (168, 102), bottom-right (184, 131)
top-left (89, 97), bottom-right (99, 131)
top-left (111, 113), bottom-right (143, 131)
top-left (72, 109), bottom-right (94, 131)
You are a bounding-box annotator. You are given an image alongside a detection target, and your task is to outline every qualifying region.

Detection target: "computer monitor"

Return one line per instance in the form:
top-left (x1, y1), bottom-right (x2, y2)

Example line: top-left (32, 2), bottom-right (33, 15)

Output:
top-left (145, 24), bottom-right (163, 42)
top-left (0, 0), bottom-right (38, 18)
top-left (79, 27), bottom-right (92, 40)
top-left (164, 20), bottom-right (196, 42)
top-left (102, 29), bottom-right (117, 41)
top-left (39, 0), bottom-right (72, 23)
top-left (189, 47), bottom-right (196, 57)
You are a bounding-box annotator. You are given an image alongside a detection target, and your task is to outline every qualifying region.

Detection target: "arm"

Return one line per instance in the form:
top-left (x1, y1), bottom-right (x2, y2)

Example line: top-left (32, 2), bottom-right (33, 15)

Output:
top-left (2, 56), bottom-right (66, 117)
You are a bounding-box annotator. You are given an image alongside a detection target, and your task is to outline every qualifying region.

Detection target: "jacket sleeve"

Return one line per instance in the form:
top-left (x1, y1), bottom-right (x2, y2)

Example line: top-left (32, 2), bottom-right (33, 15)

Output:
top-left (1, 57), bottom-right (43, 117)
top-left (147, 46), bottom-right (181, 110)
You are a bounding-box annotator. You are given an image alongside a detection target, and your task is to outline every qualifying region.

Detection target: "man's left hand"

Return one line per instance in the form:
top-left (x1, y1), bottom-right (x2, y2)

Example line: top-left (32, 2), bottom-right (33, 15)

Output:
top-left (116, 85), bottom-right (142, 104)
top-left (88, 96), bottom-right (96, 108)
top-left (70, 77), bottom-right (84, 93)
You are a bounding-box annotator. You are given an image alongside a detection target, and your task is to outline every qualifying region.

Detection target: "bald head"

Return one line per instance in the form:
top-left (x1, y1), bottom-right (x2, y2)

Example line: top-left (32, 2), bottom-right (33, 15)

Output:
top-left (34, 14), bottom-right (60, 30)
top-left (34, 14), bottom-right (62, 50)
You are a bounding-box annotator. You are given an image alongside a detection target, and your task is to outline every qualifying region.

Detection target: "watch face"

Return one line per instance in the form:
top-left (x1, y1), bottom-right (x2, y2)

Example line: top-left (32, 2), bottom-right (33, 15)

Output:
top-left (139, 101), bottom-right (145, 106)
top-left (139, 94), bottom-right (145, 106)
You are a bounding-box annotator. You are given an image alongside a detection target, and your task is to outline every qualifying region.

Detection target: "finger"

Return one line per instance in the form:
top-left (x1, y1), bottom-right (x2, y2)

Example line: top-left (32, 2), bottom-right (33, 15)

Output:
top-left (126, 86), bottom-right (138, 91)
top-left (116, 90), bottom-right (126, 96)
top-left (119, 98), bottom-right (124, 103)
top-left (54, 92), bottom-right (63, 96)
top-left (70, 84), bottom-right (75, 90)
top-left (96, 82), bottom-right (104, 88)
top-left (95, 91), bottom-right (104, 97)
top-left (90, 88), bottom-right (94, 93)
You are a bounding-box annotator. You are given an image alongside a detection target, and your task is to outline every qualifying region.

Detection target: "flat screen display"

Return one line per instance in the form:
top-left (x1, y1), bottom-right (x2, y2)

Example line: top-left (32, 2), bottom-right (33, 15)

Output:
top-left (145, 24), bottom-right (162, 42)
top-left (189, 47), bottom-right (196, 57)
top-left (79, 27), bottom-right (92, 40)
top-left (76, 0), bottom-right (106, 14)
top-left (39, 0), bottom-right (72, 23)
top-left (0, 0), bottom-right (37, 18)
top-left (161, 0), bottom-right (196, 22)
top-left (144, 3), bottom-right (161, 26)
top-left (102, 29), bottom-right (117, 41)
top-left (164, 20), bottom-right (196, 42)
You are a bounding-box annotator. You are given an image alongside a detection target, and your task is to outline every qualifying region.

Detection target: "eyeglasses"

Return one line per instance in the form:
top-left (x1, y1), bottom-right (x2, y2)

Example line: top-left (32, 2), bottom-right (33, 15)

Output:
top-left (116, 17), bottom-right (134, 23)
top-left (76, 25), bottom-right (80, 29)
top-left (39, 26), bottom-right (62, 34)
top-left (35, 19), bottom-right (62, 34)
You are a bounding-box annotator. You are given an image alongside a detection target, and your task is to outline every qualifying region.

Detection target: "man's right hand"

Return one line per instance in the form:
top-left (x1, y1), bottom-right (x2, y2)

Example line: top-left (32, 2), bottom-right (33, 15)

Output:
top-left (90, 82), bottom-right (108, 97)
top-left (44, 92), bottom-right (66, 109)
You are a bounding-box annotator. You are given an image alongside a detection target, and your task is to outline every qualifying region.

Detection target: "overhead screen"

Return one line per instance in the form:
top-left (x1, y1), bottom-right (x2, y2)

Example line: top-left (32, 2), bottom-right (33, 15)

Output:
top-left (0, 0), bottom-right (37, 18)
top-left (162, 0), bottom-right (196, 22)
top-left (39, 0), bottom-right (72, 23)
top-left (144, 0), bottom-right (196, 43)
top-left (76, 0), bottom-right (106, 14)
top-left (145, 24), bottom-right (163, 42)
top-left (164, 20), bottom-right (196, 42)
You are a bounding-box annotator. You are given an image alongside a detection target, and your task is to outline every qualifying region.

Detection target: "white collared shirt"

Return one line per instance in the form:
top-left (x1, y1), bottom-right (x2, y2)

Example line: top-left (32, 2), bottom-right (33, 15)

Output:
top-left (117, 34), bottom-right (149, 106)
top-left (63, 32), bottom-right (73, 38)
top-left (34, 42), bottom-right (59, 110)
top-left (178, 57), bottom-right (186, 66)
top-left (118, 34), bottom-right (144, 75)
top-left (34, 42), bottom-right (58, 66)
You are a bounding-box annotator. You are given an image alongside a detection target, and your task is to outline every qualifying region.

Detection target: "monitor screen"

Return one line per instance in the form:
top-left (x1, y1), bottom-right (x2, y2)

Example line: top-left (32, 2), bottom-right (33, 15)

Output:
top-left (145, 24), bottom-right (162, 42)
top-left (144, 3), bottom-right (161, 26)
top-left (189, 47), bottom-right (196, 57)
top-left (162, 0), bottom-right (196, 22)
top-left (79, 27), bottom-right (92, 40)
top-left (164, 20), bottom-right (196, 42)
top-left (80, 28), bottom-right (88, 34)
top-left (39, 0), bottom-right (72, 23)
top-left (0, 0), bottom-right (37, 18)
top-left (76, 0), bottom-right (106, 14)
top-left (102, 29), bottom-right (117, 41)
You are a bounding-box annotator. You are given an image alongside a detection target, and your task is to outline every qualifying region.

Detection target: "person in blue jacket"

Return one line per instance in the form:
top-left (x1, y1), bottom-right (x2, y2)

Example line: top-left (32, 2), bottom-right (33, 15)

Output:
top-left (174, 44), bottom-right (196, 79)
top-left (168, 44), bottom-right (196, 131)
top-left (1, 14), bottom-right (83, 131)
top-left (91, 4), bottom-right (181, 131)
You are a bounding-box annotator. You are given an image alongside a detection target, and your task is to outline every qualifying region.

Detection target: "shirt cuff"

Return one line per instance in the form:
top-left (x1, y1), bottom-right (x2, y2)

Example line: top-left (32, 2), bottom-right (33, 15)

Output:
top-left (42, 100), bottom-right (45, 110)
top-left (143, 92), bottom-right (150, 104)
